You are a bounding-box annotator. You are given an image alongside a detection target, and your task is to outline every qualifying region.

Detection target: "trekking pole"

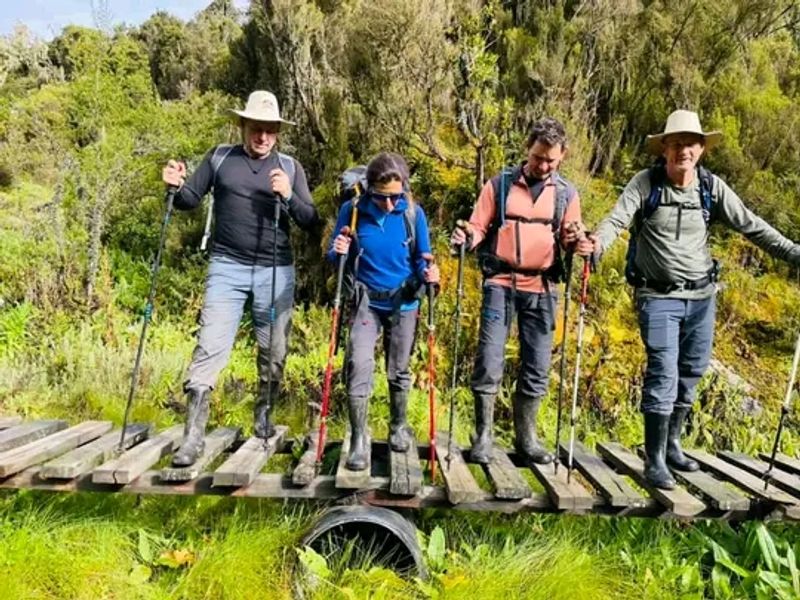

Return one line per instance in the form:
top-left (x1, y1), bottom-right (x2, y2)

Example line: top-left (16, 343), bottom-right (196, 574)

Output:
top-left (567, 257), bottom-right (591, 484)
top-left (423, 253), bottom-right (438, 479)
top-left (445, 229), bottom-right (466, 470)
top-left (764, 330), bottom-right (800, 490)
top-left (119, 186), bottom-right (177, 451)
top-left (261, 197), bottom-right (282, 438)
top-left (553, 249), bottom-right (575, 475)
top-left (316, 202), bottom-right (359, 465)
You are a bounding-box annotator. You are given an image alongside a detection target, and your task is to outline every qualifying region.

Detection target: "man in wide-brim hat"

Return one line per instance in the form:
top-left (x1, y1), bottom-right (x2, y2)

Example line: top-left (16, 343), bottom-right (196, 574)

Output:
top-left (162, 91), bottom-right (319, 466)
top-left (590, 109), bottom-right (800, 490)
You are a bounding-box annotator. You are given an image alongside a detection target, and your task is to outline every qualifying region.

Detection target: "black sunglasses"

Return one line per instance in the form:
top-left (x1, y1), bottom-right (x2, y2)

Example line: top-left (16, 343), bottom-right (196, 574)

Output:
top-left (370, 191), bottom-right (404, 203)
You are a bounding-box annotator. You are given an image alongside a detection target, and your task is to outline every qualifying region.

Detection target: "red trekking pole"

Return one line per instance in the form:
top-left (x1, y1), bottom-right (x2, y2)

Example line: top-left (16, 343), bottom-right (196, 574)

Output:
top-left (315, 204), bottom-right (359, 466)
top-left (423, 254), bottom-right (437, 479)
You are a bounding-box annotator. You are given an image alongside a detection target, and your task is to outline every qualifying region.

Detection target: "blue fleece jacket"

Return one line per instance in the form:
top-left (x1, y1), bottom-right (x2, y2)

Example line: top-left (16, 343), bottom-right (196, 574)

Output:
top-left (326, 194), bottom-right (432, 312)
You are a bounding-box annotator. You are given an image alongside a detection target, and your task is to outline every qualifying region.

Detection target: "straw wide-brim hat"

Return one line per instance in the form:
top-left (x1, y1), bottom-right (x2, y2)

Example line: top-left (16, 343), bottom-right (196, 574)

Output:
top-left (645, 110), bottom-right (722, 155)
top-left (229, 90), bottom-right (296, 126)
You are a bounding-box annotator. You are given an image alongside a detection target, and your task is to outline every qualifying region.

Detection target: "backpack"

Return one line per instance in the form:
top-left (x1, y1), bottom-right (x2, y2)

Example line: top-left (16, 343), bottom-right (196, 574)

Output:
top-left (624, 158), bottom-right (715, 286)
top-left (200, 144), bottom-right (297, 250)
top-left (477, 164), bottom-right (576, 282)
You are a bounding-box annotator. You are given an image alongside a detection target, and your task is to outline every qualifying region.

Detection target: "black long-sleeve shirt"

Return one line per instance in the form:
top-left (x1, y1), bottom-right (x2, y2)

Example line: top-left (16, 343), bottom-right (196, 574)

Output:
top-left (174, 145), bottom-right (319, 266)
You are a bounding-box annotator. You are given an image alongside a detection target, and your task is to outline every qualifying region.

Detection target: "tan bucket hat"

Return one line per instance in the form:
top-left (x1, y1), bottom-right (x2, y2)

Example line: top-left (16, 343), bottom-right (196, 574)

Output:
top-left (229, 90), bottom-right (295, 125)
top-left (646, 109), bottom-right (722, 155)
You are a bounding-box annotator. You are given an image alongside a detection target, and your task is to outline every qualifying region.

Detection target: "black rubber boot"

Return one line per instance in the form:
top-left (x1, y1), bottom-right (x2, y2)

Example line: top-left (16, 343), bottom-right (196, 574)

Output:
top-left (346, 395), bottom-right (369, 471)
top-left (666, 406), bottom-right (699, 472)
top-left (254, 380), bottom-right (278, 440)
top-left (388, 390), bottom-right (413, 452)
top-left (172, 386), bottom-right (210, 467)
top-left (644, 412), bottom-right (676, 489)
top-left (469, 391), bottom-right (495, 464)
top-left (513, 394), bottom-right (553, 465)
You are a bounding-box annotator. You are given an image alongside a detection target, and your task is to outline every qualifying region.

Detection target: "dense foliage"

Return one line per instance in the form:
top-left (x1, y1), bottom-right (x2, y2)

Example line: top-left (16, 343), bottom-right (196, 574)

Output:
top-left (3, 1), bottom-right (800, 597)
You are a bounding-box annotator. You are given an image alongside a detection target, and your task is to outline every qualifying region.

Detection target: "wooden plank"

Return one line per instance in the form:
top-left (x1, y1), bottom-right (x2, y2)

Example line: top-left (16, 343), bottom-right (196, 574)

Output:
top-left (482, 446), bottom-right (531, 500)
top-left (597, 442), bottom-right (706, 517)
top-left (0, 421), bottom-right (112, 477)
top-left (684, 449), bottom-right (799, 505)
top-left (160, 427), bottom-right (240, 482)
top-left (434, 431), bottom-right (484, 504)
top-left (0, 420), bottom-right (68, 452)
top-left (671, 468), bottom-right (750, 512)
top-left (40, 424), bottom-right (151, 479)
top-left (335, 427), bottom-right (372, 489)
top-left (93, 425), bottom-right (183, 485)
top-left (389, 434), bottom-right (423, 496)
top-left (719, 451), bottom-right (800, 500)
top-left (558, 441), bottom-right (647, 508)
top-left (758, 452), bottom-right (800, 476)
top-left (528, 460), bottom-right (595, 511)
top-left (0, 416), bottom-right (22, 430)
top-left (213, 426), bottom-right (288, 487)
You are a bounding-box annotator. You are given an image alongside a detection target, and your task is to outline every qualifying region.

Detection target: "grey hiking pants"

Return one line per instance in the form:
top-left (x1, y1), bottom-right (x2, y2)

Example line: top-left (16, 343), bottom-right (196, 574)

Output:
top-left (471, 283), bottom-right (557, 399)
top-left (346, 286), bottom-right (419, 399)
top-left (184, 255), bottom-right (294, 390)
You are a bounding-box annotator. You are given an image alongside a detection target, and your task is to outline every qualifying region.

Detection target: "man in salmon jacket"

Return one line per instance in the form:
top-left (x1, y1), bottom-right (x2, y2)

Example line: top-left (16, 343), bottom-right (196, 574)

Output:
top-left (451, 117), bottom-right (593, 466)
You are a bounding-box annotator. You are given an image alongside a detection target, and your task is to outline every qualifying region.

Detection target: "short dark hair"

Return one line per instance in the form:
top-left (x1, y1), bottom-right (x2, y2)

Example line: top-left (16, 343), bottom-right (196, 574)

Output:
top-left (366, 152), bottom-right (410, 188)
top-left (526, 117), bottom-right (568, 150)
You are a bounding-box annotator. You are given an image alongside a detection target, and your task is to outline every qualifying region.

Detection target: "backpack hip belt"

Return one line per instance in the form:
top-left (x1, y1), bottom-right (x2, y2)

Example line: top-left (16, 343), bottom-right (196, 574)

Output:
top-left (631, 260), bottom-right (720, 294)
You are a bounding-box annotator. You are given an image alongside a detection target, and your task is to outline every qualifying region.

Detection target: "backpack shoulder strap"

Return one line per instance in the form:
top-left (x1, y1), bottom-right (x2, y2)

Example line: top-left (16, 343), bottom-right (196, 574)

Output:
top-left (643, 160), bottom-right (666, 222)
top-left (210, 144), bottom-right (235, 189)
top-left (490, 166), bottom-right (520, 227)
top-left (697, 165), bottom-right (714, 227)
top-left (403, 199), bottom-right (417, 257)
top-left (552, 173), bottom-right (577, 234)
top-left (277, 152), bottom-right (297, 185)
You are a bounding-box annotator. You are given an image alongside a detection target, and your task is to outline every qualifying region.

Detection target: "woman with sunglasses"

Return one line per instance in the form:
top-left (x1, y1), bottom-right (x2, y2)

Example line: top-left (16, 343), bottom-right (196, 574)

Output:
top-left (327, 152), bottom-right (440, 470)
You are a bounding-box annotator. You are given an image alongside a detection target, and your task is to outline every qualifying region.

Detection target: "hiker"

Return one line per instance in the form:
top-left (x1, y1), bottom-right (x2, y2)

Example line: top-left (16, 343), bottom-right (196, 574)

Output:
top-left (450, 117), bottom-right (593, 466)
top-left (327, 152), bottom-right (439, 471)
top-left (162, 90), bottom-right (319, 466)
top-left (589, 109), bottom-right (800, 490)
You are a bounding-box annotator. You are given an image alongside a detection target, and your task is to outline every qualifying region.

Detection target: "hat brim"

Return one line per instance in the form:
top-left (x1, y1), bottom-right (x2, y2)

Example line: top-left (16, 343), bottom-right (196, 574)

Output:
top-left (229, 109), bottom-right (296, 126)
top-left (646, 131), bottom-right (722, 155)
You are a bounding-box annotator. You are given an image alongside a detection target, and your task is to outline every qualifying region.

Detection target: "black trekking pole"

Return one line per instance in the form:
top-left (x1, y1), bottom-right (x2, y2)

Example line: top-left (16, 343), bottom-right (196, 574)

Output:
top-left (119, 186), bottom-right (177, 451)
top-left (567, 257), bottom-right (591, 484)
top-left (445, 230), bottom-right (466, 470)
top-left (264, 197), bottom-right (282, 431)
top-left (764, 330), bottom-right (800, 490)
top-left (553, 250), bottom-right (575, 475)
top-left (423, 254), bottom-right (438, 479)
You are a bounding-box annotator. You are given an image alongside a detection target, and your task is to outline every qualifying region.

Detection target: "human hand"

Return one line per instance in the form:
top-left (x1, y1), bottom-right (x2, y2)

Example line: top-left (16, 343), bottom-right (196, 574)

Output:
top-left (333, 227), bottom-right (351, 255)
top-left (269, 169), bottom-right (292, 199)
top-left (162, 160), bottom-right (186, 188)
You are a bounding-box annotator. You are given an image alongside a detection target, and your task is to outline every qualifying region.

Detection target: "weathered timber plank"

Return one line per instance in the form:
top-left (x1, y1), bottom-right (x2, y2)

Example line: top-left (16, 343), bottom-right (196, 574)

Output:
top-left (671, 468), bottom-right (750, 512)
top-left (528, 460), bottom-right (595, 511)
top-left (684, 449), bottom-right (799, 505)
top-left (558, 441), bottom-right (646, 508)
top-left (213, 426), bottom-right (288, 487)
top-left (160, 427), bottom-right (240, 482)
top-left (0, 420), bottom-right (68, 452)
top-left (0, 416), bottom-right (22, 430)
top-left (93, 425), bottom-right (183, 484)
top-left (435, 431), bottom-right (484, 504)
top-left (335, 427), bottom-right (372, 489)
top-left (0, 421), bottom-right (112, 477)
top-left (389, 434), bottom-right (423, 496)
top-left (40, 424), bottom-right (151, 479)
top-left (482, 446), bottom-right (531, 500)
top-left (758, 452), bottom-right (800, 476)
top-left (718, 451), bottom-right (800, 500)
top-left (597, 442), bottom-right (706, 517)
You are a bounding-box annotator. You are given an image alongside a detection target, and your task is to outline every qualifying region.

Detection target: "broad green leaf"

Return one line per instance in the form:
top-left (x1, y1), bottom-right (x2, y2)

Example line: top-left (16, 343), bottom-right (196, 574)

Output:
top-left (297, 546), bottom-right (331, 580)
top-left (755, 524), bottom-right (780, 573)
top-left (427, 526), bottom-right (446, 570)
top-left (137, 529), bottom-right (152, 564)
top-left (128, 563), bottom-right (152, 585)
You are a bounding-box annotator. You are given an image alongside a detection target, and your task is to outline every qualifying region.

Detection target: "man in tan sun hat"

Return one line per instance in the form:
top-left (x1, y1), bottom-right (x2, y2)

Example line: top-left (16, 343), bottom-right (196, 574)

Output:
top-left (590, 109), bottom-right (800, 490)
top-left (162, 91), bottom-right (319, 466)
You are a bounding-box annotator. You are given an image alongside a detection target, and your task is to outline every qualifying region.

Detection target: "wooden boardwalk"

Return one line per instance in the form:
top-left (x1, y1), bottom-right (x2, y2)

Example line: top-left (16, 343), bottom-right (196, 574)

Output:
top-left (0, 416), bottom-right (799, 521)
